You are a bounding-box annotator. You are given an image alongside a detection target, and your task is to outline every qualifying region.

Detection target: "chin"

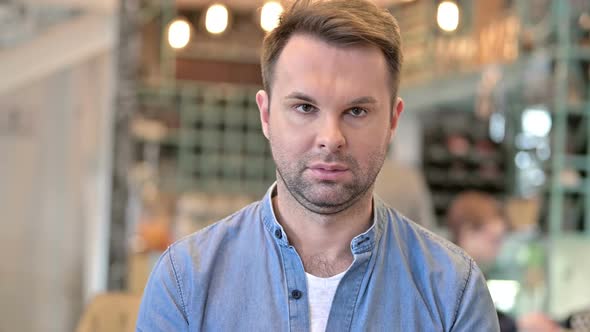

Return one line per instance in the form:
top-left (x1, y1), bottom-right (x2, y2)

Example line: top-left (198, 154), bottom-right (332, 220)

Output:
top-left (305, 188), bottom-right (353, 204)
top-left (301, 191), bottom-right (362, 213)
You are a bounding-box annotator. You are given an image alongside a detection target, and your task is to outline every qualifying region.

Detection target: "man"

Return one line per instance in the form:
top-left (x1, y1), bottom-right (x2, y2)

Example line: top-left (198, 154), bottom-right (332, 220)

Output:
top-left (446, 191), bottom-right (560, 332)
top-left (137, 0), bottom-right (500, 330)
top-left (445, 191), bottom-right (508, 274)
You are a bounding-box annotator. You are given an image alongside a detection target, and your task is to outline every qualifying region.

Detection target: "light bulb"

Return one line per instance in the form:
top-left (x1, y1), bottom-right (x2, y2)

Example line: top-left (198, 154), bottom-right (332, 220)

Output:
top-left (206, 4), bottom-right (229, 34)
top-left (437, 1), bottom-right (459, 32)
top-left (261, 1), bottom-right (283, 32)
top-left (168, 18), bottom-right (191, 49)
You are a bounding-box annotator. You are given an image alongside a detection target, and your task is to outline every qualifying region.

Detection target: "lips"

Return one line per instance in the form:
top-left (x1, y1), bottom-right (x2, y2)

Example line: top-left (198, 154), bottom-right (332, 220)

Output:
top-left (308, 163), bottom-right (349, 172)
top-left (307, 162), bottom-right (350, 181)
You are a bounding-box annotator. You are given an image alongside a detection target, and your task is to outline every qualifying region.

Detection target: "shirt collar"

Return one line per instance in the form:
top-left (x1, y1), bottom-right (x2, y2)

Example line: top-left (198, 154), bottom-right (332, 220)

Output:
top-left (260, 182), bottom-right (386, 254)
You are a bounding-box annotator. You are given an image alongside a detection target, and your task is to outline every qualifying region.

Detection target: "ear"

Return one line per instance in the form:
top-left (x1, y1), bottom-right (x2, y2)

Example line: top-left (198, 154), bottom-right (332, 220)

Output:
top-left (388, 97), bottom-right (404, 141)
top-left (256, 90), bottom-right (270, 139)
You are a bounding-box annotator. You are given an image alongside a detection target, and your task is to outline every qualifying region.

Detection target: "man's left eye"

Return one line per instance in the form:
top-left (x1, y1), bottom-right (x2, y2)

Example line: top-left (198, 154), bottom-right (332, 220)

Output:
top-left (348, 107), bottom-right (367, 117)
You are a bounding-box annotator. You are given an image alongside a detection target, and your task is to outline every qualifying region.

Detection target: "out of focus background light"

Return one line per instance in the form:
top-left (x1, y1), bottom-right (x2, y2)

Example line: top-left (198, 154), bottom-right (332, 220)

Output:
top-left (522, 106), bottom-right (552, 137)
top-left (260, 1), bottom-right (283, 32)
top-left (168, 18), bottom-right (191, 49)
top-left (437, 1), bottom-right (460, 32)
top-left (205, 4), bottom-right (229, 35)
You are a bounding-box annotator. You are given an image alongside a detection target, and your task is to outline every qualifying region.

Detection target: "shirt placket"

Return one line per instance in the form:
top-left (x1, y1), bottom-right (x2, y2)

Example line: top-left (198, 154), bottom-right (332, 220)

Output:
top-left (272, 225), bottom-right (311, 332)
top-left (324, 249), bottom-right (373, 332)
top-left (280, 243), bottom-right (311, 332)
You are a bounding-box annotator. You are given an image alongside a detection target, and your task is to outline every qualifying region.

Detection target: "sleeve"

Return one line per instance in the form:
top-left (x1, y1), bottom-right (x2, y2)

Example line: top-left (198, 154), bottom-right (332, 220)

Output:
top-left (450, 260), bottom-right (500, 332)
top-left (136, 247), bottom-right (189, 332)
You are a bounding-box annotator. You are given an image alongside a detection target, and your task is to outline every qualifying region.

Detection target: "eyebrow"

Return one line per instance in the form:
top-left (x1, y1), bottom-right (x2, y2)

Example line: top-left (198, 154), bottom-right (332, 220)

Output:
top-left (284, 91), bottom-right (378, 106)
top-left (347, 96), bottom-right (378, 106)
top-left (284, 92), bottom-right (318, 104)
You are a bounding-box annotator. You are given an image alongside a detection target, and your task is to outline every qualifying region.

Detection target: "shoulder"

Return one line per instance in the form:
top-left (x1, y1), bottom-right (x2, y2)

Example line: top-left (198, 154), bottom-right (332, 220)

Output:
top-left (170, 199), bottom-right (264, 262)
top-left (380, 204), bottom-right (477, 296)
top-left (382, 204), bottom-right (471, 267)
top-left (144, 200), bottom-right (266, 320)
top-left (379, 205), bottom-right (497, 328)
top-left (154, 199), bottom-right (265, 287)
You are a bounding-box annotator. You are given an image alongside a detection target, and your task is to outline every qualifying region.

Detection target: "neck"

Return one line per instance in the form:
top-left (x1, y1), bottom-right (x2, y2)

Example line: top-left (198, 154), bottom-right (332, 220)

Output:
top-left (271, 181), bottom-right (374, 277)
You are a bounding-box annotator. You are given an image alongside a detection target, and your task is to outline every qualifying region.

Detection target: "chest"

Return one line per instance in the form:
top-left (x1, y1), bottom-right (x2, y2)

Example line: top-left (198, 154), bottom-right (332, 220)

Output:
top-left (187, 255), bottom-right (448, 332)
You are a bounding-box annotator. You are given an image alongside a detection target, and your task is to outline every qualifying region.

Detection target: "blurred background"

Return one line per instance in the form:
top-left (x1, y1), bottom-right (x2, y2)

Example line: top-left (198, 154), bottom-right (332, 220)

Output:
top-left (1, 0), bottom-right (589, 331)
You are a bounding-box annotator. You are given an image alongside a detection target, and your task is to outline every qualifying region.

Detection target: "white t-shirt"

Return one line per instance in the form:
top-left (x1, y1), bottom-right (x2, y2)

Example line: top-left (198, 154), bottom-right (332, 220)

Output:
top-left (306, 271), bottom-right (346, 332)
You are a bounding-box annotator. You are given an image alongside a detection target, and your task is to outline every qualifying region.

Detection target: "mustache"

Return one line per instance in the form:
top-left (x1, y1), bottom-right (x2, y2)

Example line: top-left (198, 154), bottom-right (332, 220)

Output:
top-left (306, 153), bottom-right (357, 166)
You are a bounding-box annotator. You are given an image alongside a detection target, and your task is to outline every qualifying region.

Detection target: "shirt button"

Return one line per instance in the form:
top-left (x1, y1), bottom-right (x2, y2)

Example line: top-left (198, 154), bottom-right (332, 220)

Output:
top-left (291, 289), bottom-right (302, 300)
top-left (274, 229), bottom-right (282, 239)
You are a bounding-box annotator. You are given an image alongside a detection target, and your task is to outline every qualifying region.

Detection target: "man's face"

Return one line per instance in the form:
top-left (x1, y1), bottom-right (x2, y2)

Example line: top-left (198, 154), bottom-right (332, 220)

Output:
top-left (256, 34), bottom-right (403, 215)
top-left (459, 218), bottom-right (507, 267)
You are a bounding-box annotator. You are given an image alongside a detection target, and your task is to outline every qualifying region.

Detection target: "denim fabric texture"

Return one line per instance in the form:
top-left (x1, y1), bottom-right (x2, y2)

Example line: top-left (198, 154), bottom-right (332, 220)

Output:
top-left (137, 184), bottom-right (500, 332)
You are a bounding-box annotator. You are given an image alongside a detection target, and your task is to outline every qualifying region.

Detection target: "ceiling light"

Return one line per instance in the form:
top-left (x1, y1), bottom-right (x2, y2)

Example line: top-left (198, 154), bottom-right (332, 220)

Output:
top-left (261, 1), bottom-right (283, 32)
top-left (205, 4), bottom-right (229, 34)
top-left (437, 1), bottom-right (459, 32)
top-left (168, 18), bottom-right (191, 49)
top-left (522, 106), bottom-right (552, 137)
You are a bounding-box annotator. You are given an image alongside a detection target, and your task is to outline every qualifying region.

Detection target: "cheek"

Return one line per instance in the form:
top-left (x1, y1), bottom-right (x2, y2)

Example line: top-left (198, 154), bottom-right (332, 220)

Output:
top-left (461, 237), bottom-right (479, 253)
top-left (271, 114), bottom-right (322, 147)
top-left (469, 235), bottom-right (499, 259)
top-left (268, 123), bottom-right (311, 156)
top-left (350, 130), bottom-right (390, 158)
top-left (461, 235), bottom-right (490, 257)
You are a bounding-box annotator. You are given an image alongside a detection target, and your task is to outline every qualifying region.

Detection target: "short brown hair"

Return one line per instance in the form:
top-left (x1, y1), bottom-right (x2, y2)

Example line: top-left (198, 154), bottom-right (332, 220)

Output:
top-left (260, 0), bottom-right (403, 99)
top-left (446, 191), bottom-right (507, 243)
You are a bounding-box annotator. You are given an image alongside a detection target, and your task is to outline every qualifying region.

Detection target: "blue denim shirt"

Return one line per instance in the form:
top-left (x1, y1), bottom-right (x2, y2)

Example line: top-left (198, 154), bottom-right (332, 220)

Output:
top-left (137, 185), bottom-right (500, 331)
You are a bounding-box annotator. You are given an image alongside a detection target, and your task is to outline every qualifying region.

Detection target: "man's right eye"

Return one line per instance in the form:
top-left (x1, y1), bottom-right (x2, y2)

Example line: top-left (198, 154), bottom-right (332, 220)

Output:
top-left (295, 104), bottom-right (316, 113)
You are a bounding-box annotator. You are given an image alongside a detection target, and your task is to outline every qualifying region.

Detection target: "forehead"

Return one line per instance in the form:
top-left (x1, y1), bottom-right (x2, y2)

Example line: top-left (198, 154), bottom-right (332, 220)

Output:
top-left (272, 34), bottom-right (391, 101)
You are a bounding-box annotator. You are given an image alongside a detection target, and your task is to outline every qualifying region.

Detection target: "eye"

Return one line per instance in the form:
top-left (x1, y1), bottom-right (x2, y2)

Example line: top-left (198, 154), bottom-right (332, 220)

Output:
top-left (295, 104), bottom-right (316, 113)
top-left (348, 107), bottom-right (367, 117)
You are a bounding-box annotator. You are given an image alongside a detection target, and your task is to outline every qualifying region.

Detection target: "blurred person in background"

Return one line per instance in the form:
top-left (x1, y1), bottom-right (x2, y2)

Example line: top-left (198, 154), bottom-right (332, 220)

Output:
top-left (137, 0), bottom-right (499, 330)
top-left (374, 158), bottom-right (437, 230)
top-left (446, 191), bottom-right (561, 332)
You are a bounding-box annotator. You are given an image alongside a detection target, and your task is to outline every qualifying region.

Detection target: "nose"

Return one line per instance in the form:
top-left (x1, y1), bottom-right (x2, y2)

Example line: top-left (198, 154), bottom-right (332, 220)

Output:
top-left (316, 115), bottom-right (345, 152)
